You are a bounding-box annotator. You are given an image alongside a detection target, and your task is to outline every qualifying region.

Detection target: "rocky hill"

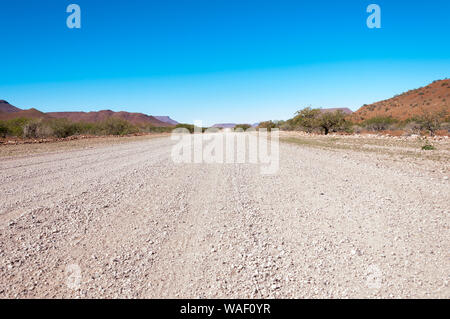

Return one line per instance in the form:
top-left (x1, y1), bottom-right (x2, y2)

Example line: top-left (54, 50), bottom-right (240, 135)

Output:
top-left (47, 110), bottom-right (171, 127)
top-left (153, 116), bottom-right (179, 126)
top-left (352, 79), bottom-right (450, 122)
top-left (0, 100), bottom-right (176, 127)
top-left (0, 100), bottom-right (21, 113)
top-left (0, 108), bottom-right (51, 120)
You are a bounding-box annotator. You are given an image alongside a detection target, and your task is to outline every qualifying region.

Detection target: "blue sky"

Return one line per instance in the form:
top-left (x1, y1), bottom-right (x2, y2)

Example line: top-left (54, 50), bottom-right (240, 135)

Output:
top-left (0, 0), bottom-right (449, 125)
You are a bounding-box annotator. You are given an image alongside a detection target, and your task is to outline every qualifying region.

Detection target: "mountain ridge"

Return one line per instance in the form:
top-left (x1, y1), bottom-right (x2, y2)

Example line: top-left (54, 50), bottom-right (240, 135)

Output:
top-left (0, 101), bottom-right (177, 127)
top-left (153, 116), bottom-right (179, 125)
top-left (47, 110), bottom-right (171, 127)
top-left (0, 100), bottom-right (22, 113)
top-left (352, 79), bottom-right (450, 122)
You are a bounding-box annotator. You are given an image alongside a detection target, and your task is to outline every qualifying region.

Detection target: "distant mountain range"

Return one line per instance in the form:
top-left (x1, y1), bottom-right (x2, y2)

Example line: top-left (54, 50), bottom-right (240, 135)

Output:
top-left (47, 111), bottom-right (171, 127)
top-left (153, 116), bottom-right (179, 125)
top-left (0, 100), bottom-right (22, 113)
top-left (212, 123), bottom-right (239, 128)
top-left (0, 101), bottom-right (177, 127)
top-left (2, 79), bottom-right (449, 127)
top-left (320, 107), bottom-right (353, 115)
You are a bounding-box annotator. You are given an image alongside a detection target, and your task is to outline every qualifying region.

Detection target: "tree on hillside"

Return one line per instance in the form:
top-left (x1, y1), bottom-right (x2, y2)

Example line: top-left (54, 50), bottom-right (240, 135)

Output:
top-left (258, 121), bottom-right (277, 131)
top-left (292, 107), bottom-right (321, 132)
top-left (292, 108), bottom-right (351, 135)
top-left (318, 110), bottom-right (351, 135)
top-left (235, 124), bottom-right (252, 130)
top-left (416, 108), bottom-right (448, 136)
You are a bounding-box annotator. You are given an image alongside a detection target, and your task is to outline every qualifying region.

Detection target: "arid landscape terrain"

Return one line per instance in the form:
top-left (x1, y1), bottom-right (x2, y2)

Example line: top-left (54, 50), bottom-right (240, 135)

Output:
top-left (1, 0), bottom-right (449, 304)
top-left (0, 132), bottom-right (448, 298)
top-left (1, 79), bottom-right (449, 299)
top-left (352, 79), bottom-right (450, 122)
top-left (0, 100), bottom-right (176, 127)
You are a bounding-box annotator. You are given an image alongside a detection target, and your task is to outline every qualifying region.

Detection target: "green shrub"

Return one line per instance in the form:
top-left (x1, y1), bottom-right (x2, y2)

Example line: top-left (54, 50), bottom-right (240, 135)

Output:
top-left (44, 119), bottom-right (77, 138)
top-left (173, 123), bottom-right (207, 133)
top-left (292, 107), bottom-right (321, 132)
top-left (235, 124), bottom-right (252, 130)
top-left (362, 116), bottom-right (397, 131)
top-left (3, 118), bottom-right (31, 137)
top-left (79, 119), bottom-right (99, 135)
top-left (290, 108), bottom-right (353, 134)
top-left (0, 121), bottom-right (8, 137)
top-left (318, 110), bottom-right (352, 135)
top-left (0, 117), bottom-right (205, 138)
top-left (257, 121), bottom-right (278, 131)
top-left (403, 121), bottom-right (421, 135)
top-left (23, 120), bottom-right (41, 138)
top-left (414, 109), bottom-right (448, 136)
top-left (97, 118), bottom-right (138, 136)
top-left (175, 123), bottom-right (195, 133)
top-left (278, 119), bottom-right (295, 131)
top-left (422, 144), bottom-right (435, 151)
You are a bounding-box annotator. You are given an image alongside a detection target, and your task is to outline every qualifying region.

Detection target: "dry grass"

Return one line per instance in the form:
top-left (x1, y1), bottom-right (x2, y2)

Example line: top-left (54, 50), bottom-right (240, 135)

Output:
top-left (280, 132), bottom-right (450, 163)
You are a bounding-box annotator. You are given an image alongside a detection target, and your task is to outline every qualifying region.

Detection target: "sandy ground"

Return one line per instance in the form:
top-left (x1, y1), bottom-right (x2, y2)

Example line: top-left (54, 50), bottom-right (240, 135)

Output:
top-left (0, 133), bottom-right (449, 298)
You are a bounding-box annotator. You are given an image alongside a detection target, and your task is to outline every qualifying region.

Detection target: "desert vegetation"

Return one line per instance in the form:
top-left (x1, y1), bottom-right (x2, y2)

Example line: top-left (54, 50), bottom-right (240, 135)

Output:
top-left (413, 108), bottom-right (449, 136)
top-left (268, 108), bottom-right (353, 134)
top-left (0, 117), bottom-right (199, 139)
top-left (234, 124), bottom-right (252, 130)
top-left (267, 107), bottom-right (449, 137)
top-left (257, 121), bottom-right (278, 131)
top-left (1, 127), bottom-right (449, 299)
top-left (361, 116), bottom-right (398, 132)
top-left (258, 79), bottom-right (450, 136)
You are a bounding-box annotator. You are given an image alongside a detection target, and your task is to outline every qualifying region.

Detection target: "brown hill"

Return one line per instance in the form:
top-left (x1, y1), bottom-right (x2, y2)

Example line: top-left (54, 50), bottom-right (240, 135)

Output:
top-left (154, 116), bottom-right (179, 125)
top-left (0, 100), bottom-right (22, 113)
top-left (47, 110), bottom-right (173, 127)
top-left (352, 79), bottom-right (450, 122)
top-left (0, 108), bottom-right (51, 120)
top-left (0, 100), bottom-right (176, 127)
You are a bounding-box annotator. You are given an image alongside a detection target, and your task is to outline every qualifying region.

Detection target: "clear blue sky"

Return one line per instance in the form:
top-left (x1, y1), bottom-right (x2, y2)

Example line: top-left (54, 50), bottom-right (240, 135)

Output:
top-left (0, 0), bottom-right (449, 125)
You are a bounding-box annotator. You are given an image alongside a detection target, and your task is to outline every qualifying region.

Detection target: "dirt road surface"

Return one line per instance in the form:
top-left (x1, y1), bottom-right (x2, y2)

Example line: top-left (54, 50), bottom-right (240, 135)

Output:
top-left (0, 134), bottom-right (448, 298)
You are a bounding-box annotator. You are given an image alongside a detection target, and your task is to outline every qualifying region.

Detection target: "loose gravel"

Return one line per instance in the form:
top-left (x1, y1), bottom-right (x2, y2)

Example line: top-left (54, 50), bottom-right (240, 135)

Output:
top-left (0, 135), bottom-right (448, 298)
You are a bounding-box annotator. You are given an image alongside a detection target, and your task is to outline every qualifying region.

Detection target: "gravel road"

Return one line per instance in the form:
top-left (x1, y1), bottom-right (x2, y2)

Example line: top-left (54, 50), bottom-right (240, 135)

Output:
top-left (0, 134), bottom-right (448, 298)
